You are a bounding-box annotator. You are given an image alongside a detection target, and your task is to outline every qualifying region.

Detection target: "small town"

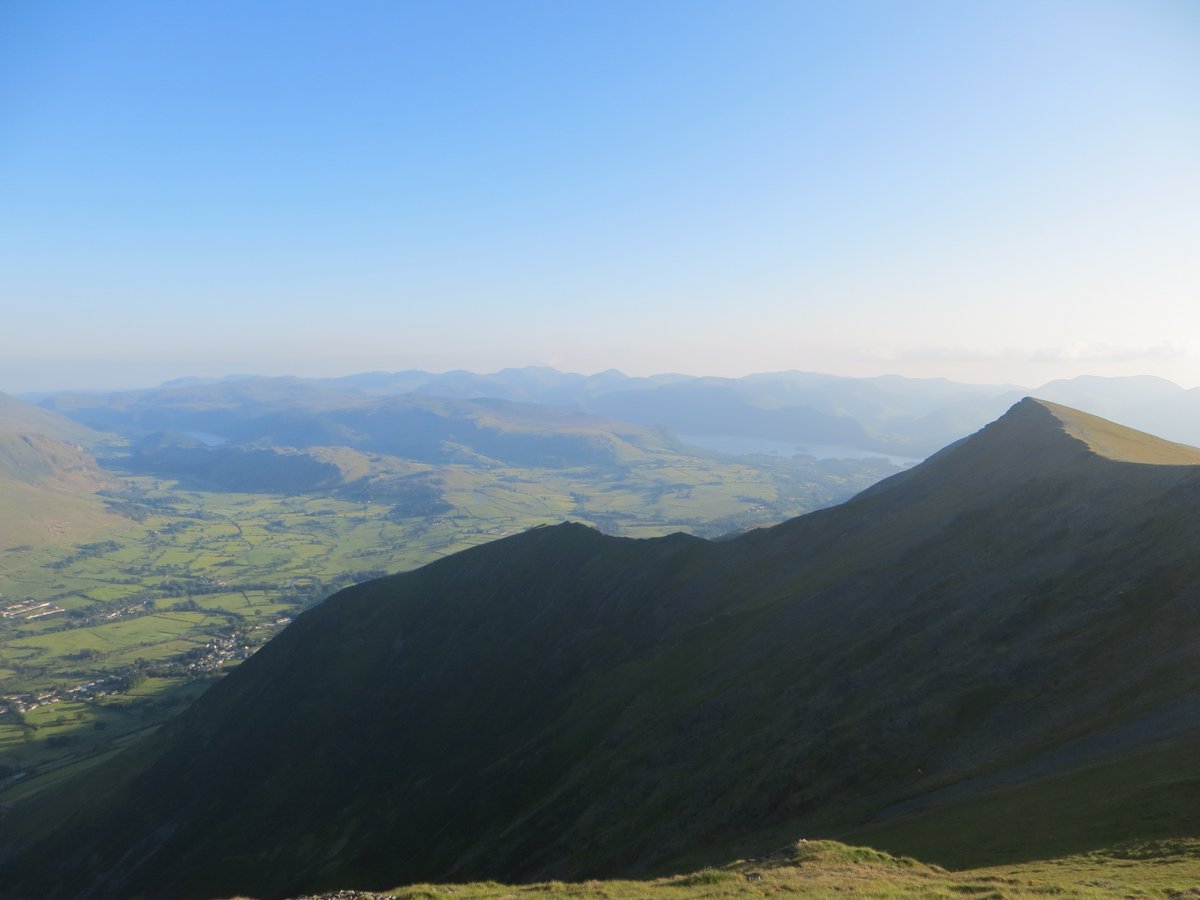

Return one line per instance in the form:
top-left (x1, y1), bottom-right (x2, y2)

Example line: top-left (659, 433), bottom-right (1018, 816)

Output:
top-left (0, 616), bottom-right (291, 719)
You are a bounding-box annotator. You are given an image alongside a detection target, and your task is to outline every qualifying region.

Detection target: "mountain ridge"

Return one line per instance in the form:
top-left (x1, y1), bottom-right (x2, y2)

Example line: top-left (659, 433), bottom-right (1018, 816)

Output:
top-left (1035, 397), bottom-right (1200, 464)
top-left (5, 398), bottom-right (1200, 898)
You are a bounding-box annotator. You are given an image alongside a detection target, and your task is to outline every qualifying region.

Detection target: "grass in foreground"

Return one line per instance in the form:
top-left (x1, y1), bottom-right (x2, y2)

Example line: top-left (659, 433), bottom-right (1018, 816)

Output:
top-left (273, 839), bottom-right (1200, 899)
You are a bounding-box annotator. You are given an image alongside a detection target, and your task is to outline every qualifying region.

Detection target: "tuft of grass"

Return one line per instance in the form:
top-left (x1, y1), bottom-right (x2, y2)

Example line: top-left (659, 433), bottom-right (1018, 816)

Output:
top-left (669, 866), bottom-right (737, 886)
top-left (788, 838), bottom-right (923, 868)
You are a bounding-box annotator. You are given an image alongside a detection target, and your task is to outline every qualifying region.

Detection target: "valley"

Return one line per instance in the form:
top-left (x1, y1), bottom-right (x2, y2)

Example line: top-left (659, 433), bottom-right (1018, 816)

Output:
top-left (0, 390), bottom-right (898, 800)
top-left (6, 398), bottom-right (1200, 899)
top-left (10, 3), bottom-right (1195, 894)
top-left (4, 386), bottom-right (1200, 899)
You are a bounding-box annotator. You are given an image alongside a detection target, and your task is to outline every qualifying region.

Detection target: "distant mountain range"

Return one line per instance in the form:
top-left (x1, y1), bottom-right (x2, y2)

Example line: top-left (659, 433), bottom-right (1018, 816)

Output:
top-left (33, 368), bottom-right (1200, 458)
top-left (7, 398), bottom-right (1200, 898)
top-left (41, 387), bottom-right (690, 468)
top-left (30, 375), bottom-right (909, 525)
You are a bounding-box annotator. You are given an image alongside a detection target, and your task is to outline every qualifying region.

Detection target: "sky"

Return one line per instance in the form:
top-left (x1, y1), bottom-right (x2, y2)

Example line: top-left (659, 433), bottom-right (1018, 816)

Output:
top-left (2, 0), bottom-right (1199, 393)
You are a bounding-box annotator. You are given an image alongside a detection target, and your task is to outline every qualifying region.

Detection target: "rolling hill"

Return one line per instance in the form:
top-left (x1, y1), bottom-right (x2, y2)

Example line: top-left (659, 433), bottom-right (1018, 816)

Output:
top-left (39, 380), bottom-right (705, 467)
top-left (38, 367), bottom-right (1200, 460)
top-left (35, 369), bottom-right (1025, 459)
top-left (0, 393), bottom-right (124, 548)
top-left (4, 398), bottom-right (1200, 899)
top-left (31, 379), bottom-right (904, 536)
top-left (0, 391), bottom-right (98, 446)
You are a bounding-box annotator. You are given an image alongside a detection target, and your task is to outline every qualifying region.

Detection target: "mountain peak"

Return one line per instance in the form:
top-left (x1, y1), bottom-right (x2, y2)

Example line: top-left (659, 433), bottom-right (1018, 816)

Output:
top-left (932, 396), bottom-right (1200, 472)
top-left (1030, 397), bottom-right (1200, 465)
top-left (844, 397), bottom-right (1200, 522)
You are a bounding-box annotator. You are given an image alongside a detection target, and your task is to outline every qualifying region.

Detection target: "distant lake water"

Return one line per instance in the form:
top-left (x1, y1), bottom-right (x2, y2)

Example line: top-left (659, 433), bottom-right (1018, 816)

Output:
top-left (678, 434), bottom-right (920, 467)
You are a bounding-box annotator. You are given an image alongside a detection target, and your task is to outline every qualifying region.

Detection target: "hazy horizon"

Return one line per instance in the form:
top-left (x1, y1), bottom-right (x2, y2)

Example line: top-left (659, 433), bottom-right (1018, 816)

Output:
top-left (4, 1), bottom-right (1198, 393)
top-left (10, 362), bottom-right (1200, 399)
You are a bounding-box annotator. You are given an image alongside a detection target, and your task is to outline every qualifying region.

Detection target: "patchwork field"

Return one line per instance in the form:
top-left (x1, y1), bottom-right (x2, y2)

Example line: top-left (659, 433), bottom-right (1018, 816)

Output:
top-left (1, 450), bottom-right (896, 801)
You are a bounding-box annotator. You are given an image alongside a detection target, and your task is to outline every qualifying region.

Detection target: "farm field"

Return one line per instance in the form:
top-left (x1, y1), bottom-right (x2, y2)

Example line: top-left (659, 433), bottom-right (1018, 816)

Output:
top-left (1, 451), bottom-right (895, 801)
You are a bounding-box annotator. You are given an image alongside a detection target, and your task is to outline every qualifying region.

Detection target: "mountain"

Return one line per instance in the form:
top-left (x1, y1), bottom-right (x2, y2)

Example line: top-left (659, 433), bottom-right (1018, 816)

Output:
top-left (28, 378), bottom-right (906, 541)
top-left (5, 399), bottom-right (1200, 899)
top-left (584, 371), bottom-right (1024, 456)
top-left (38, 380), bottom-right (687, 468)
top-left (126, 431), bottom-right (346, 494)
top-left (315, 368), bottom-right (1026, 457)
top-left (0, 433), bottom-right (124, 549)
top-left (1034, 374), bottom-right (1200, 448)
top-left (0, 393), bottom-right (123, 548)
top-left (40, 381), bottom-right (723, 492)
top-left (36, 369), bottom-right (1028, 460)
top-left (319, 366), bottom-right (689, 404)
top-left (42, 367), bottom-right (1200, 460)
top-left (0, 390), bottom-right (98, 445)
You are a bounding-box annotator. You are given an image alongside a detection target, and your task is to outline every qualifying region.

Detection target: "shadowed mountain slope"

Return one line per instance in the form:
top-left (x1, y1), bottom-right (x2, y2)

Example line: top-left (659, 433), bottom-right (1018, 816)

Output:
top-left (4, 399), bottom-right (1200, 898)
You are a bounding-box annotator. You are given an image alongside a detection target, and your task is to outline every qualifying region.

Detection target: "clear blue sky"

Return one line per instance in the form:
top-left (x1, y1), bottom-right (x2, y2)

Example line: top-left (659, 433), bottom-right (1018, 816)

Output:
top-left (3, 0), bottom-right (1198, 391)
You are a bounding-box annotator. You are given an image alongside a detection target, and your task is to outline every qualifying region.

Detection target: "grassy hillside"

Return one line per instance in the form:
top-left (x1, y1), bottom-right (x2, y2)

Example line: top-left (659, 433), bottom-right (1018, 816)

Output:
top-left (851, 734), bottom-right (1200, 869)
top-left (6, 399), bottom-right (1200, 898)
top-left (0, 432), bottom-right (112, 489)
top-left (0, 391), bottom-right (97, 445)
top-left (0, 433), bottom-right (125, 549)
top-left (1038, 397), bottom-right (1200, 464)
top-left (0, 394), bottom-right (124, 547)
top-left (345, 839), bottom-right (1200, 899)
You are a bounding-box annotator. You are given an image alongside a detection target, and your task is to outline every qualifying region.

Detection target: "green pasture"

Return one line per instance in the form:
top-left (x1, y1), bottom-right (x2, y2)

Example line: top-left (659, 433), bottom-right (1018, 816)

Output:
top-left (105, 639), bottom-right (200, 666)
top-left (74, 583), bottom-right (141, 603)
top-left (105, 544), bottom-right (147, 563)
top-left (234, 599), bottom-right (295, 619)
top-left (6, 611), bottom-right (214, 660)
top-left (0, 674), bottom-right (213, 807)
top-left (195, 592), bottom-right (256, 612)
top-left (1, 697), bottom-right (150, 773)
top-left (0, 452), bottom-right (896, 798)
